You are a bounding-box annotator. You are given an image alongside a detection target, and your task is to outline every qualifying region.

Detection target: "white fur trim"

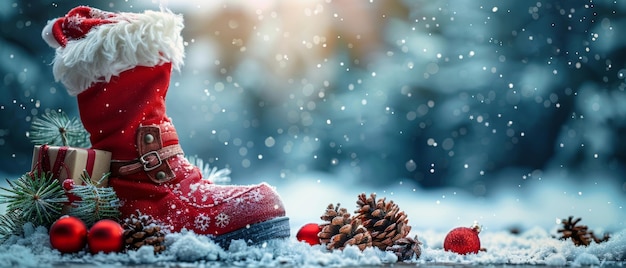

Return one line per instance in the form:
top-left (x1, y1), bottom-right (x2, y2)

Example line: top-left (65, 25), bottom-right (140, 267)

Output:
top-left (51, 9), bottom-right (185, 96)
top-left (42, 19), bottom-right (61, 48)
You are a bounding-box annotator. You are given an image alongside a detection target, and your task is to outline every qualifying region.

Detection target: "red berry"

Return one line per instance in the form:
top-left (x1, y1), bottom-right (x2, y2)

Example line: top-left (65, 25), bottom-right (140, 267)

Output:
top-left (443, 226), bottom-right (481, 254)
top-left (87, 219), bottom-right (124, 254)
top-left (62, 179), bottom-right (81, 205)
top-left (49, 216), bottom-right (88, 253)
top-left (296, 223), bottom-right (321, 245)
top-left (62, 178), bottom-right (75, 191)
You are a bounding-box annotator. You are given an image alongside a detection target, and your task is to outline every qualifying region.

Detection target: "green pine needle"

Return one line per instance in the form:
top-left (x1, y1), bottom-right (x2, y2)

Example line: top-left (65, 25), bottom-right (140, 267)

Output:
top-left (0, 210), bottom-right (26, 244)
top-left (0, 172), bottom-right (68, 227)
top-left (69, 171), bottom-right (120, 227)
top-left (28, 110), bottom-right (90, 147)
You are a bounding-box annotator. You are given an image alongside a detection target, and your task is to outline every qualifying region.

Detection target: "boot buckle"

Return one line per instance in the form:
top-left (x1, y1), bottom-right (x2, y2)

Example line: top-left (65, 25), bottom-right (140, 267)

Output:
top-left (140, 151), bottom-right (162, 171)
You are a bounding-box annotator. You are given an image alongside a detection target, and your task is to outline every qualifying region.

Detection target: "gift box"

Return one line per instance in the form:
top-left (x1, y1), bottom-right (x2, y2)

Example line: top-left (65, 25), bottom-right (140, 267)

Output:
top-left (31, 144), bottom-right (112, 187)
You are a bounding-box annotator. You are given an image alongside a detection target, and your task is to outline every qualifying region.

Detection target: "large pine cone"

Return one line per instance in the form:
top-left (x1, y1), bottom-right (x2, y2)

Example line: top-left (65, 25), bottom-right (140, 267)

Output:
top-left (319, 203), bottom-right (373, 250)
top-left (354, 193), bottom-right (412, 250)
top-left (121, 211), bottom-right (166, 253)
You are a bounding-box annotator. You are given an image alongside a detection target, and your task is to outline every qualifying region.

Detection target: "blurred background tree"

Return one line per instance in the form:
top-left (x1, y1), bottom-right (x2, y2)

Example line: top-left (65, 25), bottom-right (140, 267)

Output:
top-left (1, 0), bottom-right (624, 197)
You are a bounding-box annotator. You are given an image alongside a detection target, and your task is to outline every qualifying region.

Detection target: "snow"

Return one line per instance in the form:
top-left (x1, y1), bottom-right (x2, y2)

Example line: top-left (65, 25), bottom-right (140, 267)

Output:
top-left (0, 219), bottom-right (624, 267)
top-left (573, 253), bottom-right (600, 266)
top-left (0, 174), bottom-right (624, 267)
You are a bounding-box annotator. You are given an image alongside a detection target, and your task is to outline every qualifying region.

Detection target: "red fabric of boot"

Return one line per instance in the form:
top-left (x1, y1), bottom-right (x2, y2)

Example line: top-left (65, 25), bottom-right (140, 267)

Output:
top-left (77, 63), bottom-right (287, 237)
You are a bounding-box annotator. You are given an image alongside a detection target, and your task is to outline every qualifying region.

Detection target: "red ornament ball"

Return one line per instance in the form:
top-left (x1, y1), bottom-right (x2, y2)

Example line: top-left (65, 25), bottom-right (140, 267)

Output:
top-left (296, 223), bottom-right (321, 245)
top-left (87, 219), bottom-right (124, 254)
top-left (443, 225), bottom-right (481, 255)
top-left (49, 215), bottom-right (88, 253)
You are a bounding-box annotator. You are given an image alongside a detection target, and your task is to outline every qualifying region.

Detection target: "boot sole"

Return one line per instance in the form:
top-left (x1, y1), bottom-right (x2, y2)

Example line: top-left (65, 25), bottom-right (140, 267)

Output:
top-left (213, 216), bottom-right (290, 248)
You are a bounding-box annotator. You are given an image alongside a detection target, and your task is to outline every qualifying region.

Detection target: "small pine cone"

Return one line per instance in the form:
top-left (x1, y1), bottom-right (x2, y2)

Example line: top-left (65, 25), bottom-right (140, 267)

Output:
top-left (354, 193), bottom-right (412, 250)
top-left (327, 218), bottom-right (373, 251)
top-left (558, 216), bottom-right (592, 246)
top-left (319, 203), bottom-right (373, 250)
top-left (558, 216), bottom-right (610, 246)
top-left (386, 235), bottom-right (422, 261)
top-left (319, 203), bottom-right (351, 245)
top-left (121, 211), bottom-right (166, 253)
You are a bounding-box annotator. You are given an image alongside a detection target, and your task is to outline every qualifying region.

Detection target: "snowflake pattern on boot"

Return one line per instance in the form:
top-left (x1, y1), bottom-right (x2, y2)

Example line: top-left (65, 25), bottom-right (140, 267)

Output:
top-left (215, 213), bottom-right (230, 228)
top-left (195, 213), bottom-right (211, 232)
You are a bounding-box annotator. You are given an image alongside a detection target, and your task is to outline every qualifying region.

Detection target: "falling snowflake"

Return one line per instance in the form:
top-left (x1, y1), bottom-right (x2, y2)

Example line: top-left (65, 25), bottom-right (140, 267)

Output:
top-left (194, 213), bottom-right (211, 231)
top-left (215, 212), bottom-right (230, 228)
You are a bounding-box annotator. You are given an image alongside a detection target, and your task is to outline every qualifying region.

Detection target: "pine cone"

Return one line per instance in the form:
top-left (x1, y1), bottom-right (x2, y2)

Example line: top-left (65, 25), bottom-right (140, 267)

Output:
top-left (319, 203), bottom-right (373, 250)
top-left (558, 216), bottom-right (609, 246)
top-left (386, 235), bottom-right (422, 261)
top-left (354, 193), bottom-right (411, 250)
top-left (121, 211), bottom-right (166, 253)
top-left (319, 203), bottom-right (351, 245)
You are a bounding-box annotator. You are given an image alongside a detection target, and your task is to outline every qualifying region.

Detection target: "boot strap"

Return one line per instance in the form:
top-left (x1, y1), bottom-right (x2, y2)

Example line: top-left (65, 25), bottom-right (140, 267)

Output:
top-left (110, 125), bottom-right (183, 184)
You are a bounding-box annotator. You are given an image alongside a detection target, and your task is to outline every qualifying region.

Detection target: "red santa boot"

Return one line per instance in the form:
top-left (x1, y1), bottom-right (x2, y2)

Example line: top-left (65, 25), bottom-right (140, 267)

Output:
top-left (42, 6), bottom-right (289, 247)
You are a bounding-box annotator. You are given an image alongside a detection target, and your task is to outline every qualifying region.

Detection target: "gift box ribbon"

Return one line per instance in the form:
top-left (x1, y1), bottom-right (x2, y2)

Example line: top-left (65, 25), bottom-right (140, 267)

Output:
top-left (36, 144), bottom-right (97, 180)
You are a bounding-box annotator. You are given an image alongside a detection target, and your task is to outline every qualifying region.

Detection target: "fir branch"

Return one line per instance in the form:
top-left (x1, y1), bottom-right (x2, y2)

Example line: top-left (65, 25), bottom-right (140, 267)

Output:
top-left (186, 155), bottom-right (231, 184)
top-left (28, 110), bottom-right (90, 147)
top-left (68, 171), bottom-right (120, 227)
top-left (0, 172), bottom-right (68, 227)
top-left (0, 210), bottom-right (26, 244)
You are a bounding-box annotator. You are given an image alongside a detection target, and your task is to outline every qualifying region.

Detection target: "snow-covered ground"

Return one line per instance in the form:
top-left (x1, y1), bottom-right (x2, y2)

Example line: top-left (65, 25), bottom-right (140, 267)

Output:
top-left (0, 170), bottom-right (624, 267)
top-left (1, 225), bottom-right (625, 267)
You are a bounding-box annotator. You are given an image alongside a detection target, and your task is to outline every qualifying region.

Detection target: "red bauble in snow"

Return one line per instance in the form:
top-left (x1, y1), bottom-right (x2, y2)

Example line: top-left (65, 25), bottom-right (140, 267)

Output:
top-left (49, 215), bottom-right (88, 253)
top-left (87, 219), bottom-right (124, 254)
top-left (296, 223), bottom-right (321, 245)
top-left (443, 223), bottom-right (481, 255)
